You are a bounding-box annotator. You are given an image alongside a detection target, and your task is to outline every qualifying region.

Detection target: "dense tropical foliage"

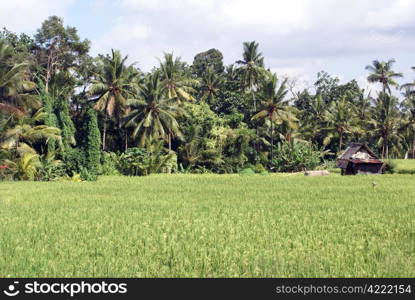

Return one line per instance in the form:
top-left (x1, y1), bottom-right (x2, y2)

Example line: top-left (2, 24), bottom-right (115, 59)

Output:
top-left (1, 16), bottom-right (415, 181)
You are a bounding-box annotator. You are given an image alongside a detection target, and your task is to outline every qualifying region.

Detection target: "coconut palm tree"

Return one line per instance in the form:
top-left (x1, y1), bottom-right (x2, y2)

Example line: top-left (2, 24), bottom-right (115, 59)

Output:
top-left (400, 67), bottom-right (415, 96)
top-left (0, 40), bottom-right (39, 116)
top-left (365, 59), bottom-right (403, 94)
top-left (124, 73), bottom-right (184, 149)
top-left (400, 93), bottom-right (415, 158)
top-left (369, 93), bottom-right (402, 158)
top-left (365, 60), bottom-right (403, 158)
top-left (251, 74), bottom-right (297, 162)
top-left (200, 66), bottom-right (223, 105)
top-left (298, 94), bottom-right (327, 144)
top-left (158, 53), bottom-right (198, 103)
top-left (88, 49), bottom-right (139, 150)
top-left (352, 91), bottom-right (372, 141)
top-left (0, 108), bottom-right (62, 156)
top-left (323, 96), bottom-right (359, 153)
top-left (237, 41), bottom-right (265, 112)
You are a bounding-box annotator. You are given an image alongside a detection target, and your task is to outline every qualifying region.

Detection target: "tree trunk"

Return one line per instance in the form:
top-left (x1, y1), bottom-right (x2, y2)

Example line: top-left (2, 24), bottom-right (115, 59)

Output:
top-left (251, 84), bottom-right (256, 112)
top-left (411, 134), bottom-right (415, 159)
top-left (102, 115), bottom-right (107, 151)
top-left (270, 119), bottom-right (273, 164)
top-left (168, 131), bottom-right (172, 151)
top-left (251, 85), bottom-right (260, 163)
top-left (125, 131), bottom-right (128, 152)
top-left (45, 70), bottom-right (50, 94)
top-left (339, 129), bottom-right (343, 153)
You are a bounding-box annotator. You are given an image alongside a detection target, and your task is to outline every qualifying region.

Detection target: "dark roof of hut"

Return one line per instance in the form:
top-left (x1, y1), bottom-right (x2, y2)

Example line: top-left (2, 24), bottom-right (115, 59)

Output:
top-left (338, 143), bottom-right (379, 160)
top-left (336, 143), bottom-right (383, 168)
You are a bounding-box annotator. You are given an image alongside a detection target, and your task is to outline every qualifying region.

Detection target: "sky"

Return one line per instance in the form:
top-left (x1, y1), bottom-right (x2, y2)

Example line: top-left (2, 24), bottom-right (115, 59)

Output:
top-left (1, 0), bottom-right (414, 92)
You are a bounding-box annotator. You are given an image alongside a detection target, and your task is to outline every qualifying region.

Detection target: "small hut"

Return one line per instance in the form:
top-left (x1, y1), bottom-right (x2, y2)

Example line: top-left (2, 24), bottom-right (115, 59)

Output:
top-left (336, 143), bottom-right (383, 175)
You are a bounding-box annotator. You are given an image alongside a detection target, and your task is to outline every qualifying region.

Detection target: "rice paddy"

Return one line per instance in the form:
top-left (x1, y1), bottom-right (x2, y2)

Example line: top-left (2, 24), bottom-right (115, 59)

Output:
top-left (0, 174), bottom-right (414, 277)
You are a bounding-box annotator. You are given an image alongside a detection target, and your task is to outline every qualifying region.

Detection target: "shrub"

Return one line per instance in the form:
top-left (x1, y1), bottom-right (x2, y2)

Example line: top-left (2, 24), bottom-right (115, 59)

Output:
top-left (17, 153), bottom-right (41, 181)
top-left (253, 163), bottom-right (267, 174)
top-left (37, 153), bottom-right (65, 181)
top-left (100, 152), bottom-right (120, 175)
top-left (383, 160), bottom-right (396, 174)
top-left (271, 140), bottom-right (322, 172)
top-left (118, 148), bottom-right (148, 176)
top-left (62, 147), bottom-right (85, 175)
top-left (80, 167), bottom-right (98, 181)
top-left (239, 167), bottom-right (256, 176)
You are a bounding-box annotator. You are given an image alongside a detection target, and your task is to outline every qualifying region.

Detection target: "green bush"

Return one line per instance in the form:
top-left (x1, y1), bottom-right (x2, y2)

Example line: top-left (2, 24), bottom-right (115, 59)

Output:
top-left (37, 153), bottom-right (65, 181)
top-left (383, 160), bottom-right (397, 174)
top-left (100, 152), bottom-right (120, 175)
top-left (118, 148), bottom-right (148, 176)
top-left (239, 167), bottom-right (256, 176)
top-left (62, 147), bottom-right (85, 175)
top-left (253, 163), bottom-right (267, 174)
top-left (271, 140), bottom-right (322, 172)
top-left (79, 167), bottom-right (98, 181)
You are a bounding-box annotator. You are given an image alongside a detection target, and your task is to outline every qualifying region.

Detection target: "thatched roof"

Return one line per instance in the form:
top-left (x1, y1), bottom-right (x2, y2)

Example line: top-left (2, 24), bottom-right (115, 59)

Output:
top-left (338, 143), bottom-right (379, 160)
top-left (336, 143), bottom-right (382, 169)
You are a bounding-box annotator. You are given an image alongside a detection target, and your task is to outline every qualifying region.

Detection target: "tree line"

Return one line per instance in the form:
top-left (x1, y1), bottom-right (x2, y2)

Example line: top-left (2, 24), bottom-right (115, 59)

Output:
top-left (1, 16), bottom-right (414, 180)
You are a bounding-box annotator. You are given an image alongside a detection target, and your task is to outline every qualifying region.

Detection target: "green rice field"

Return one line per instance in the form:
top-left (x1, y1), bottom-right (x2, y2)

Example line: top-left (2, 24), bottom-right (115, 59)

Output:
top-left (0, 174), bottom-right (414, 277)
top-left (392, 159), bottom-right (415, 174)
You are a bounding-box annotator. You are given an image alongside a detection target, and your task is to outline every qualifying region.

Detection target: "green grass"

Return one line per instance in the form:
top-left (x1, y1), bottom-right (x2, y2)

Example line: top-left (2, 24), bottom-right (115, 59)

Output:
top-left (1, 174), bottom-right (414, 277)
top-left (391, 159), bottom-right (415, 174)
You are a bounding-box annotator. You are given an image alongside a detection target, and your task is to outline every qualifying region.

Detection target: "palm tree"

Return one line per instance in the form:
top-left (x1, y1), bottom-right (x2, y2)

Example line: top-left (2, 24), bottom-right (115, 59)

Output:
top-left (200, 66), bottom-right (223, 105)
top-left (365, 59), bottom-right (403, 158)
top-left (400, 67), bottom-right (415, 96)
top-left (400, 93), bottom-right (415, 158)
top-left (298, 94), bottom-right (327, 145)
top-left (352, 91), bottom-right (372, 141)
top-left (323, 96), bottom-right (358, 153)
top-left (0, 108), bottom-right (61, 180)
top-left (366, 59), bottom-right (403, 94)
top-left (178, 124), bottom-right (202, 169)
top-left (124, 73), bottom-right (183, 149)
top-left (251, 74), bottom-right (297, 162)
top-left (88, 49), bottom-right (139, 150)
top-left (158, 53), bottom-right (198, 103)
top-left (0, 108), bottom-right (62, 156)
top-left (0, 40), bottom-right (39, 117)
top-left (237, 41), bottom-right (265, 112)
top-left (369, 93), bottom-right (402, 158)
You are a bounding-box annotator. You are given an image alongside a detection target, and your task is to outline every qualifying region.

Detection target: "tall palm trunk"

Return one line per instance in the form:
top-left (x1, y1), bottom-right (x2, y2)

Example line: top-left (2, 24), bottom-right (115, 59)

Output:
top-left (270, 118), bottom-right (273, 164)
top-left (251, 84), bottom-right (256, 112)
top-left (102, 115), bottom-right (107, 151)
top-left (383, 134), bottom-right (389, 159)
top-left (412, 134), bottom-right (415, 159)
top-left (125, 131), bottom-right (128, 152)
top-left (251, 84), bottom-right (259, 162)
top-left (339, 128), bottom-right (344, 153)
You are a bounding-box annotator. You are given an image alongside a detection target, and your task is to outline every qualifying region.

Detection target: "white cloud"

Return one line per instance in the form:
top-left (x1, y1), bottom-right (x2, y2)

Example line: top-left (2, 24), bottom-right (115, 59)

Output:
top-left (5, 0), bottom-right (410, 88)
top-left (90, 0), bottom-right (414, 87)
top-left (99, 23), bottom-right (151, 44)
top-left (215, 0), bottom-right (310, 34)
top-left (365, 0), bottom-right (415, 29)
top-left (0, 0), bottom-right (74, 33)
